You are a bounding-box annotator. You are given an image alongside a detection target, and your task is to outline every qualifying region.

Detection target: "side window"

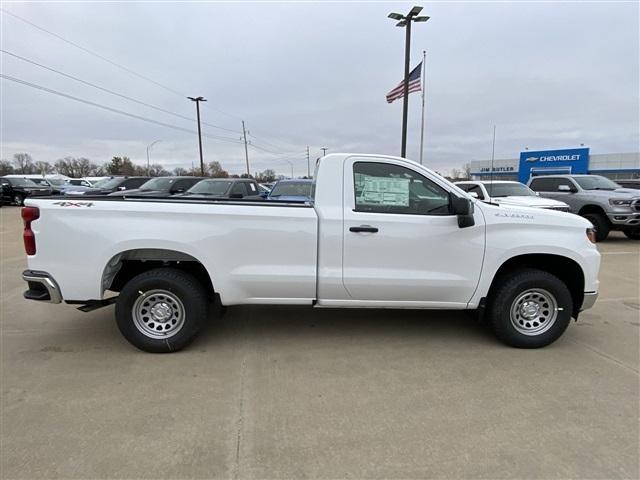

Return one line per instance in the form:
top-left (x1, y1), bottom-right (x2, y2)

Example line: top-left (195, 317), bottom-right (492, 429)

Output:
top-left (230, 182), bottom-right (246, 196)
top-left (529, 177), bottom-right (557, 192)
top-left (125, 178), bottom-right (148, 189)
top-left (171, 180), bottom-right (190, 192)
top-left (353, 162), bottom-right (451, 215)
top-left (246, 182), bottom-right (258, 195)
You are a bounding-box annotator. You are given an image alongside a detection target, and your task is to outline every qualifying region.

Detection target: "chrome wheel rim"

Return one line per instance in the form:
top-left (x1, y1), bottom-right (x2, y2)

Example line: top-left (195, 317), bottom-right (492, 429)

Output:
top-left (509, 288), bottom-right (558, 336)
top-left (132, 289), bottom-right (185, 339)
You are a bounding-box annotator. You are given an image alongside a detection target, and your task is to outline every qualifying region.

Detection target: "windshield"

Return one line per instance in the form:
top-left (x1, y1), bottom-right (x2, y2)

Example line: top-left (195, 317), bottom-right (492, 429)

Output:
top-left (140, 177), bottom-right (176, 191)
top-left (91, 178), bottom-right (111, 188)
top-left (97, 177), bottom-right (125, 189)
top-left (8, 178), bottom-right (38, 187)
top-left (186, 180), bottom-right (232, 195)
top-left (269, 181), bottom-right (312, 197)
top-left (485, 182), bottom-right (534, 197)
top-left (573, 176), bottom-right (620, 191)
top-left (47, 178), bottom-right (67, 186)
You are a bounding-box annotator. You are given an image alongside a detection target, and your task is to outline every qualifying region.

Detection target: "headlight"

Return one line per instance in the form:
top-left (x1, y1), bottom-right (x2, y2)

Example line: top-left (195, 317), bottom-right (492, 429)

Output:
top-left (609, 199), bottom-right (632, 206)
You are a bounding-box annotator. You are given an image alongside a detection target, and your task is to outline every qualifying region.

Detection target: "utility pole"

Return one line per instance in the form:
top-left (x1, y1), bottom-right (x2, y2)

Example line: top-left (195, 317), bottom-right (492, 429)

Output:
top-left (146, 140), bottom-right (161, 176)
top-left (321, 147), bottom-right (328, 156)
top-left (242, 121), bottom-right (250, 177)
top-left (306, 146), bottom-right (310, 178)
top-left (188, 96), bottom-right (206, 175)
top-left (388, 6), bottom-right (430, 158)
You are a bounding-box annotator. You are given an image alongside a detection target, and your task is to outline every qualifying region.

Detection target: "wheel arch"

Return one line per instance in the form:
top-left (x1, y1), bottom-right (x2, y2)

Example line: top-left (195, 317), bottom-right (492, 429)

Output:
top-left (487, 253), bottom-right (585, 318)
top-left (102, 248), bottom-right (216, 301)
top-left (578, 204), bottom-right (608, 217)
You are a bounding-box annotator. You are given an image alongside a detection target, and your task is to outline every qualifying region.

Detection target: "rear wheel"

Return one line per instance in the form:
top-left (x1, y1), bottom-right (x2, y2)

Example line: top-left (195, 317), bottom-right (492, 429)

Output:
top-left (115, 268), bottom-right (209, 353)
top-left (487, 268), bottom-right (573, 348)
top-left (623, 229), bottom-right (640, 240)
top-left (582, 213), bottom-right (610, 242)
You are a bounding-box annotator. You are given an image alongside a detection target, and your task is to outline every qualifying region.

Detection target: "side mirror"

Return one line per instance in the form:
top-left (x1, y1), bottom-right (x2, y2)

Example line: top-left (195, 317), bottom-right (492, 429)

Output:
top-left (117, 186), bottom-right (127, 191)
top-left (535, 191), bottom-right (540, 196)
top-left (172, 188), bottom-right (185, 193)
top-left (451, 195), bottom-right (475, 228)
top-left (229, 193), bottom-right (244, 199)
top-left (558, 185), bottom-right (576, 193)
top-left (468, 191), bottom-right (479, 199)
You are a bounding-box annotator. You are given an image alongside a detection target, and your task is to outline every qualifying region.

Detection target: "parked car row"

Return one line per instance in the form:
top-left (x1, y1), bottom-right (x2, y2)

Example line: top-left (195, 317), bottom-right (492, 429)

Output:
top-left (453, 175), bottom-right (640, 241)
top-left (1, 175), bottom-right (315, 206)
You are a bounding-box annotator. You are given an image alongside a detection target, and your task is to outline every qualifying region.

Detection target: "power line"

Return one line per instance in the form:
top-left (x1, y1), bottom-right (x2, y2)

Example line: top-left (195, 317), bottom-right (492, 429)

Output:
top-left (0, 49), bottom-right (242, 135)
top-left (0, 73), bottom-right (244, 144)
top-left (1, 8), bottom-right (304, 153)
top-left (0, 7), bottom-right (239, 120)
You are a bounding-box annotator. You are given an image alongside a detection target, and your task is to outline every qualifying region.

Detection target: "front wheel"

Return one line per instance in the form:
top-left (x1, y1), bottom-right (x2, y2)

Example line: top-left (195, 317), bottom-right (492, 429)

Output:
top-left (487, 269), bottom-right (573, 348)
top-left (115, 268), bottom-right (209, 353)
top-left (623, 229), bottom-right (640, 240)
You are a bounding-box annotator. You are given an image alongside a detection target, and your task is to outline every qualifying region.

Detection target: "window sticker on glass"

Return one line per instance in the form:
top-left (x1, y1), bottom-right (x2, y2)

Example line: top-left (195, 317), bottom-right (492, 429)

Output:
top-left (360, 176), bottom-right (410, 207)
top-left (249, 183), bottom-right (256, 192)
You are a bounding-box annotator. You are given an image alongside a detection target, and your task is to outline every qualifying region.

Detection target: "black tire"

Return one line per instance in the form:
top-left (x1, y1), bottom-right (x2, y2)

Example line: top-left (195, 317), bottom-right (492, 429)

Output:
top-left (623, 229), bottom-right (640, 240)
top-left (583, 213), bottom-right (610, 241)
top-left (13, 194), bottom-right (24, 206)
top-left (487, 268), bottom-right (573, 348)
top-left (115, 268), bottom-right (209, 353)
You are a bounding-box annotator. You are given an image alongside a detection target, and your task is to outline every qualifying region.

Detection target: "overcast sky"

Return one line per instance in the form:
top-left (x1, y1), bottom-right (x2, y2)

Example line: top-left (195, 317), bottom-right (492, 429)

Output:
top-left (1, 1), bottom-right (638, 176)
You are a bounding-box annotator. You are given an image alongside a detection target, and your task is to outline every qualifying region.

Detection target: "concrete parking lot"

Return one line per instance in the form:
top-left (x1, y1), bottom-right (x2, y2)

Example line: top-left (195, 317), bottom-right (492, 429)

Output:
top-left (1, 205), bottom-right (638, 479)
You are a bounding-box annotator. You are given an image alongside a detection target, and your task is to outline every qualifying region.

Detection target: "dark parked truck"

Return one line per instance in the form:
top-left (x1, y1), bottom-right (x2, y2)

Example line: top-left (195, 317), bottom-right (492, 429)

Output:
top-left (0, 177), bottom-right (52, 205)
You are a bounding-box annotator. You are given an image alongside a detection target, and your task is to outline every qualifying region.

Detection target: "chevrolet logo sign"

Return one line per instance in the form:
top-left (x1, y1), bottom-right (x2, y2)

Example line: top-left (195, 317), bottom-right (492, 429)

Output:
top-left (526, 157), bottom-right (539, 162)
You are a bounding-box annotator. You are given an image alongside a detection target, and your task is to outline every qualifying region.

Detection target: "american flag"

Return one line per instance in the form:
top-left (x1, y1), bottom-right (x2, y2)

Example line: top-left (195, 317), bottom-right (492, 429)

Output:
top-left (386, 61), bottom-right (422, 104)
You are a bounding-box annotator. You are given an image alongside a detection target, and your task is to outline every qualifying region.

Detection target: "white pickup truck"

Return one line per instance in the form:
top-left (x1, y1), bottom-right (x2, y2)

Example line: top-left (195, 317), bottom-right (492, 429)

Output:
top-left (21, 154), bottom-right (600, 353)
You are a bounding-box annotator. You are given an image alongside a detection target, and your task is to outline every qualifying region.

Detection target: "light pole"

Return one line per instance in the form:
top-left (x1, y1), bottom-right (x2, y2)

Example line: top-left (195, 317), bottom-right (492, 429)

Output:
top-left (146, 140), bottom-right (161, 176)
top-left (278, 159), bottom-right (294, 178)
top-left (321, 147), bottom-right (328, 156)
top-left (188, 96), bottom-right (207, 175)
top-left (388, 6), bottom-right (429, 158)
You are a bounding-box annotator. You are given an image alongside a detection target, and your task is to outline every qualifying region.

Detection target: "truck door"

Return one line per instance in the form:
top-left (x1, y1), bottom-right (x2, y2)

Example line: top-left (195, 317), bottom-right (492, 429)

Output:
top-left (341, 157), bottom-right (485, 307)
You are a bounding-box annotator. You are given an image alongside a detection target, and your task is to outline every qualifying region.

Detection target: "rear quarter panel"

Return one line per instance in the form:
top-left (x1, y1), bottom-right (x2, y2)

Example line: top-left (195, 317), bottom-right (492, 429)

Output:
top-left (25, 198), bottom-right (318, 304)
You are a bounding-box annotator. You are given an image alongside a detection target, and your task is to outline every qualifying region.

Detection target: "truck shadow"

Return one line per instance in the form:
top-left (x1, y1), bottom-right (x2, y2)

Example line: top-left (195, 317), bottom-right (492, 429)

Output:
top-left (193, 305), bottom-right (496, 349)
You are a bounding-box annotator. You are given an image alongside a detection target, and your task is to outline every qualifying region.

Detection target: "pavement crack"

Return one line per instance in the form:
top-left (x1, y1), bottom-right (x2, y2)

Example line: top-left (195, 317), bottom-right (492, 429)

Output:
top-left (232, 319), bottom-right (248, 480)
top-left (568, 338), bottom-right (639, 375)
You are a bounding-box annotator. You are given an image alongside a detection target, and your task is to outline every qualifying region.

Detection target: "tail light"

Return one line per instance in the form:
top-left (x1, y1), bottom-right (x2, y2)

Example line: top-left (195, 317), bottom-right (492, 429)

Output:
top-left (21, 206), bottom-right (40, 255)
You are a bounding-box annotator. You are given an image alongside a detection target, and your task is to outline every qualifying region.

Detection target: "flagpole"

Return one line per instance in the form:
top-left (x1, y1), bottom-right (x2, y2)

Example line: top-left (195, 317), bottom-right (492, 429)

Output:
top-left (419, 50), bottom-right (426, 164)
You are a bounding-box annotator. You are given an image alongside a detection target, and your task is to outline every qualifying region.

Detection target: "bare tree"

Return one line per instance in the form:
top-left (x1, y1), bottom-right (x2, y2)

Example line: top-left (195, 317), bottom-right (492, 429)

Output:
top-left (34, 161), bottom-right (54, 175)
top-left (13, 153), bottom-right (34, 174)
top-left (451, 168), bottom-right (461, 180)
top-left (0, 160), bottom-right (14, 175)
top-left (207, 161), bottom-right (229, 178)
top-left (255, 169), bottom-right (277, 182)
top-left (172, 167), bottom-right (189, 176)
top-left (463, 164), bottom-right (471, 180)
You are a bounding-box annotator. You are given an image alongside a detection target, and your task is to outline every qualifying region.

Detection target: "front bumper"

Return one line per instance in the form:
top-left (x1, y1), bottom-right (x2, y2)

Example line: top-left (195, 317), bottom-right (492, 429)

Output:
top-left (581, 292), bottom-right (598, 311)
top-left (607, 212), bottom-right (640, 227)
top-left (22, 270), bottom-right (62, 303)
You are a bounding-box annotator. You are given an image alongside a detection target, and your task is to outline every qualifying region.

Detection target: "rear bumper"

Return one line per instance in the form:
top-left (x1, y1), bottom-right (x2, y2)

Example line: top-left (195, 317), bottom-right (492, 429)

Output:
top-left (22, 270), bottom-right (62, 303)
top-left (581, 291), bottom-right (598, 311)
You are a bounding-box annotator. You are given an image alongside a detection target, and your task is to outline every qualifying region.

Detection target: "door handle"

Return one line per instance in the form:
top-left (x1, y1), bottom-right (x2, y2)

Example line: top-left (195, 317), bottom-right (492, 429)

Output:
top-left (349, 225), bottom-right (379, 233)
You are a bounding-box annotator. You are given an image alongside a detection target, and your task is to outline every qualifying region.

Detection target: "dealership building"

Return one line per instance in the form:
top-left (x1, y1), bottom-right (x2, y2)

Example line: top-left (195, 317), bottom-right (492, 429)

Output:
top-left (468, 148), bottom-right (640, 183)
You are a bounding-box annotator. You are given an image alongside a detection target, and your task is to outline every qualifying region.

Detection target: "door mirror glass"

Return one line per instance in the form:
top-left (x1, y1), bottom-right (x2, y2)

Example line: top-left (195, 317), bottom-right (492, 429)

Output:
top-left (468, 191), bottom-right (479, 199)
top-left (118, 186), bottom-right (127, 191)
